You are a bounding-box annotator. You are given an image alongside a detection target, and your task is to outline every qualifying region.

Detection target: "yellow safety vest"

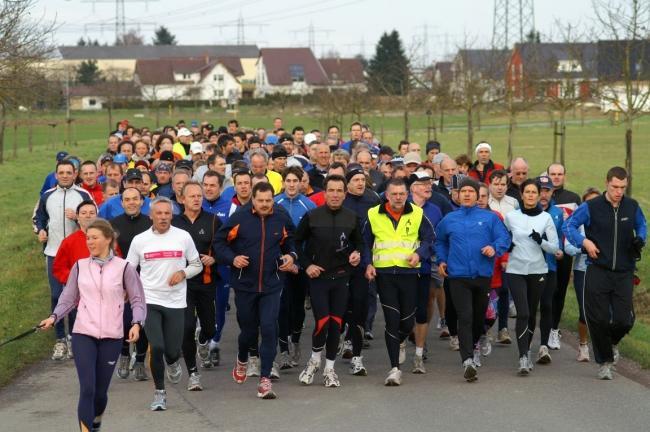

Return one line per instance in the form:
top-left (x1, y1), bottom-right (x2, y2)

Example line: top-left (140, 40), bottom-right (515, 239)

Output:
top-left (367, 204), bottom-right (423, 268)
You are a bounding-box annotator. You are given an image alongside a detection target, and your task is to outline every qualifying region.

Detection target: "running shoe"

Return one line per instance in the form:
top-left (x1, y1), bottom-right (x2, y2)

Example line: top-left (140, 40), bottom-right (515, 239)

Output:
top-left (116, 354), bottom-right (130, 379)
top-left (399, 341), bottom-right (407, 364)
top-left (290, 342), bottom-right (301, 367)
top-left (166, 360), bottom-right (182, 384)
top-left (364, 331), bottom-right (374, 340)
top-left (270, 362), bottom-right (280, 380)
top-left (304, 296), bottom-right (311, 310)
top-left (463, 358), bottom-right (477, 382)
top-left (449, 336), bottom-right (460, 351)
top-left (509, 302), bottom-right (517, 318)
top-left (133, 362), bottom-right (148, 381)
top-left (323, 368), bottom-right (341, 388)
top-left (527, 350), bottom-right (534, 371)
top-left (537, 345), bottom-right (552, 364)
top-left (336, 324), bottom-right (348, 356)
top-left (51, 339), bottom-right (67, 361)
top-left (473, 348), bottom-right (482, 367)
top-left (187, 372), bottom-right (203, 391)
top-left (232, 359), bottom-right (248, 384)
top-left (299, 358), bottom-right (320, 385)
top-left (246, 356), bottom-right (260, 377)
top-left (384, 367), bottom-right (402, 386)
top-left (412, 355), bottom-right (426, 374)
top-left (496, 328), bottom-right (512, 344)
top-left (612, 345), bottom-right (620, 366)
top-left (150, 390), bottom-right (167, 411)
top-left (439, 319), bottom-right (450, 339)
top-left (518, 356), bottom-right (530, 376)
top-left (197, 340), bottom-right (210, 365)
top-left (436, 318), bottom-right (443, 330)
top-left (66, 335), bottom-right (74, 359)
top-left (548, 329), bottom-right (561, 350)
top-left (257, 377), bottom-right (277, 399)
top-left (479, 335), bottom-right (492, 356)
top-left (598, 363), bottom-right (613, 380)
top-left (207, 342), bottom-right (220, 367)
top-left (342, 340), bottom-right (353, 360)
top-left (349, 356), bottom-right (367, 376)
top-left (279, 351), bottom-right (293, 370)
top-left (577, 343), bottom-right (590, 362)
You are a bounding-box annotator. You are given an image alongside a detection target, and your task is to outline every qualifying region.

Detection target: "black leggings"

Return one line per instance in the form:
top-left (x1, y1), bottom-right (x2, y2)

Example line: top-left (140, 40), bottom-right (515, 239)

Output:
top-left (416, 273), bottom-right (432, 324)
top-left (376, 273), bottom-right (417, 368)
top-left (443, 278), bottom-right (458, 336)
top-left (539, 271), bottom-right (557, 346)
top-left (121, 302), bottom-right (149, 362)
top-left (182, 285), bottom-right (216, 374)
top-left (448, 278), bottom-right (490, 362)
top-left (309, 277), bottom-right (349, 360)
top-left (506, 273), bottom-right (546, 357)
top-left (552, 256), bottom-right (573, 329)
top-left (345, 268), bottom-right (369, 356)
top-left (278, 283), bottom-right (292, 353)
top-left (290, 270), bottom-right (308, 344)
top-left (144, 304), bottom-right (184, 390)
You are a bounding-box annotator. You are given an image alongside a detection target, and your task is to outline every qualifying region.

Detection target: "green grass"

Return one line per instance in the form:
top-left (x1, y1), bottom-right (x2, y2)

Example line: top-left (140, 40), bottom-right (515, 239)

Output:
top-left (0, 105), bottom-right (648, 386)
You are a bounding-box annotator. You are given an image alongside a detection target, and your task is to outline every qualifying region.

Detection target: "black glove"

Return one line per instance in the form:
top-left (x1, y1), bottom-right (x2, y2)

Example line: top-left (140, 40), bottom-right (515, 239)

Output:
top-left (508, 242), bottom-right (515, 253)
top-left (631, 237), bottom-right (645, 261)
top-left (529, 230), bottom-right (543, 245)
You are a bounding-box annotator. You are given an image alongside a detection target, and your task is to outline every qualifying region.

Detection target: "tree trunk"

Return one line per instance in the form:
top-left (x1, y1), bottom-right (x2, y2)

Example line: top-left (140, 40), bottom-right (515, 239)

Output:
top-left (0, 103), bottom-right (5, 163)
top-left (560, 110), bottom-right (566, 166)
top-left (625, 127), bottom-right (633, 195)
top-left (155, 103), bottom-right (160, 129)
top-left (466, 105), bottom-right (474, 156)
top-left (27, 108), bottom-right (33, 153)
top-left (12, 111), bottom-right (18, 158)
top-left (476, 106), bottom-right (481, 131)
top-left (507, 111), bottom-right (515, 165)
top-left (439, 108), bottom-right (444, 133)
top-left (403, 102), bottom-right (410, 141)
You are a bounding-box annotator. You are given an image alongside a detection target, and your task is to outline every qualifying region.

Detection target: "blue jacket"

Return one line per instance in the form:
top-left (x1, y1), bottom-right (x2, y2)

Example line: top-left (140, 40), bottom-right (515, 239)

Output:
top-left (414, 200), bottom-right (443, 275)
top-left (202, 188), bottom-right (235, 223)
top-left (435, 205), bottom-right (511, 279)
top-left (544, 203), bottom-right (564, 272)
top-left (99, 195), bottom-right (151, 220)
top-left (40, 172), bottom-right (57, 196)
top-left (343, 189), bottom-right (381, 221)
top-left (274, 193), bottom-right (316, 227)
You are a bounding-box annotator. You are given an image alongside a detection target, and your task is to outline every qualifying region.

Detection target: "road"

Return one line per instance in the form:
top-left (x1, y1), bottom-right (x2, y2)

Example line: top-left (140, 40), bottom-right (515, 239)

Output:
top-left (1, 306), bottom-right (648, 432)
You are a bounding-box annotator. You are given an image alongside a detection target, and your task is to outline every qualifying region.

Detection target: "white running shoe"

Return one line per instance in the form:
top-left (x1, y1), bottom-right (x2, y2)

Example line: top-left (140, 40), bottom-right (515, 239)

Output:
top-left (412, 355), bottom-right (426, 374)
top-left (518, 356), bottom-right (530, 376)
top-left (612, 345), bottom-right (620, 365)
top-left (290, 342), bottom-right (301, 367)
top-left (323, 368), bottom-right (341, 388)
top-left (341, 340), bottom-right (353, 360)
top-left (598, 363), bottom-right (613, 380)
top-left (299, 358), bottom-right (320, 385)
top-left (398, 341), bottom-right (407, 365)
top-left (187, 372), bottom-right (203, 391)
top-left (384, 367), bottom-right (402, 386)
top-left (66, 335), bottom-right (74, 359)
top-left (51, 339), bottom-right (67, 361)
top-left (197, 340), bottom-right (210, 365)
top-left (270, 362), bottom-right (281, 380)
top-left (480, 335), bottom-right (492, 356)
top-left (463, 358), bottom-right (477, 382)
top-left (150, 390), bottom-right (167, 411)
top-left (349, 356), bottom-right (367, 376)
top-left (473, 348), bottom-right (482, 367)
top-left (116, 354), bottom-right (130, 379)
top-left (246, 356), bottom-right (260, 377)
top-left (449, 336), bottom-right (460, 351)
top-left (548, 329), bottom-right (561, 350)
top-left (279, 351), bottom-right (293, 370)
top-left (577, 343), bottom-right (590, 362)
top-left (496, 328), bottom-right (512, 344)
top-left (166, 360), bottom-right (182, 384)
top-left (537, 345), bottom-right (552, 364)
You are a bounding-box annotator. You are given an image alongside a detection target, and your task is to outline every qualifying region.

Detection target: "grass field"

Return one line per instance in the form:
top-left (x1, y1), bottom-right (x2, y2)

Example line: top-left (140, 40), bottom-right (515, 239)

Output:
top-left (0, 104), bottom-right (648, 386)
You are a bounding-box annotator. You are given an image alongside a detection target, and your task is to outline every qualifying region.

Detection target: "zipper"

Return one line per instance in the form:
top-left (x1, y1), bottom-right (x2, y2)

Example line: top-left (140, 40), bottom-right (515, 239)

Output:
top-left (62, 188), bottom-right (67, 238)
top-left (258, 216), bottom-right (265, 292)
top-left (612, 206), bottom-right (619, 270)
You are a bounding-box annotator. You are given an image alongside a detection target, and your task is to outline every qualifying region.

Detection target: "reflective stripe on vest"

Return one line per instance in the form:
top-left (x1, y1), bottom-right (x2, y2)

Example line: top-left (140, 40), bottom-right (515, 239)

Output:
top-left (367, 204), bottom-right (423, 268)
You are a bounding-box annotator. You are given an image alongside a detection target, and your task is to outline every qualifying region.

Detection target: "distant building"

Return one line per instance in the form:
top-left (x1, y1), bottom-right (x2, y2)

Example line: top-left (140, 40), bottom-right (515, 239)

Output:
top-left (452, 49), bottom-right (511, 101)
top-left (319, 57), bottom-right (366, 91)
top-left (255, 48), bottom-right (329, 97)
top-left (68, 82), bottom-right (139, 110)
top-left (597, 40), bottom-right (650, 112)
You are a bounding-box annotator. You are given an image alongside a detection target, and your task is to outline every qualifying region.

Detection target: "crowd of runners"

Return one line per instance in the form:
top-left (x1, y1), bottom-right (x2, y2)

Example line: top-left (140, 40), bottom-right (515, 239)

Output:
top-left (34, 117), bottom-right (646, 431)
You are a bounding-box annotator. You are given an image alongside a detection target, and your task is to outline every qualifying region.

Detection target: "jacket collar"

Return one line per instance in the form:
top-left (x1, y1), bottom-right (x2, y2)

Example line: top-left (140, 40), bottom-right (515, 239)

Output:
top-left (378, 199), bottom-right (414, 215)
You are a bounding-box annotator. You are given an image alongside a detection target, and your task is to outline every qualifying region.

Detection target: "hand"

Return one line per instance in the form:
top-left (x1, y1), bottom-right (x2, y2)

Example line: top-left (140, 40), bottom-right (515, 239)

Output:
top-left (501, 261), bottom-right (508, 271)
top-left (126, 324), bottom-right (140, 343)
top-left (168, 270), bottom-right (186, 286)
top-left (38, 229), bottom-right (48, 243)
top-left (233, 255), bottom-right (249, 269)
top-left (39, 316), bottom-right (55, 330)
top-left (290, 264), bottom-right (299, 274)
top-left (554, 250), bottom-right (564, 260)
top-left (305, 264), bottom-right (325, 278)
top-left (200, 254), bottom-right (216, 267)
top-left (349, 251), bottom-right (361, 267)
top-left (632, 237), bottom-right (645, 260)
top-left (365, 264), bottom-right (376, 281)
top-left (481, 245), bottom-right (496, 257)
top-left (438, 263), bottom-right (448, 278)
top-left (278, 254), bottom-right (295, 272)
top-left (582, 239), bottom-right (600, 259)
top-left (64, 208), bottom-right (77, 221)
top-left (529, 230), bottom-right (543, 245)
top-left (407, 253), bottom-right (420, 267)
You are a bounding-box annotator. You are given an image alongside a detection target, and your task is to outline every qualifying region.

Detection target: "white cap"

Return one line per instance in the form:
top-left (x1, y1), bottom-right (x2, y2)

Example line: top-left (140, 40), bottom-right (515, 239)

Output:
top-left (475, 142), bottom-right (492, 154)
top-left (403, 152), bottom-right (422, 165)
top-left (190, 142), bottom-right (204, 154)
top-left (178, 127), bottom-right (193, 137)
top-left (304, 133), bottom-right (318, 145)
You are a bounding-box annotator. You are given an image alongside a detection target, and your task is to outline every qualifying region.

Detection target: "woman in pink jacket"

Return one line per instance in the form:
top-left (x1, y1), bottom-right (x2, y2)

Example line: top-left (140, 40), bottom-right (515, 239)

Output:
top-left (40, 218), bottom-right (146, 432)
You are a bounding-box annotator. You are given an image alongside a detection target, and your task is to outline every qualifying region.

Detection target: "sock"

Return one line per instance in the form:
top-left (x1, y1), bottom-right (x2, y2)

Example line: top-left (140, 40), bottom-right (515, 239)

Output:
top-left (311, 351), bottom-right (321, 363)
top-left (415, 346), bottom-right (424, 357)
top-left (209, 340), bottom-right (219, 350)
top-left (325, 359), bottom-right (335, 370)
top-left (188, 366), bottom-right (198, 375)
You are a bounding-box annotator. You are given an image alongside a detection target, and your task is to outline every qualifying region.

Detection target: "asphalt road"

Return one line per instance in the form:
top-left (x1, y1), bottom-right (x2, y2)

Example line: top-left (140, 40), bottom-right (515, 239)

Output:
top-left (1, 305), bottom-right (648, 432)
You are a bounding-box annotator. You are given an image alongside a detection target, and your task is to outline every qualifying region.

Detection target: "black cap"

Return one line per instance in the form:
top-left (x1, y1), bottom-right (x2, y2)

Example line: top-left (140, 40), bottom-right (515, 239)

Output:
top-left (378, 146), bottom-right (394, 157)
top-left (217, 126), bottom-right (228, 134)
top-left (271, 146), bottom-right (288, 159)
top-left (458, 177), bottom-right (480, 195)
top-left (279, 133), bottom-right (294, 143)
top-left (124, 168), bottom-right (143, 182)
top-left (159, 150), bottom-right (174, 162)
top-left (175, 159), bottom-right (193, 171)
top-left (345, 163), bottom-right (365, 182)
top-left (426, 140), bottom-right (441, 153)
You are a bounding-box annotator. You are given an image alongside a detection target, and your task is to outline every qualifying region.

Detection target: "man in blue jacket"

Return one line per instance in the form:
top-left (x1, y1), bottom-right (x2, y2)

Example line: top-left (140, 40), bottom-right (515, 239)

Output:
top-left (216, 182), bottom-right (298, 399)
top-left (435, 177), bottom-right (510, 382)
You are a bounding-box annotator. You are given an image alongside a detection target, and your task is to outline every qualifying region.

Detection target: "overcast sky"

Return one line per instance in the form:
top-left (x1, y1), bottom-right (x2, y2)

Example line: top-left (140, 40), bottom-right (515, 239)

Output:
top-left (37, 0), bottom-right (598, 60)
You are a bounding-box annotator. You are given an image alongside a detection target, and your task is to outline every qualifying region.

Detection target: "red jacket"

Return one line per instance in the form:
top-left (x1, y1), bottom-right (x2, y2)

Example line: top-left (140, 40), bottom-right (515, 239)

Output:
top-left (52, 230), bottom-right (90, 284)
top-left (490, 210), bottom-right (508, 288)
top-left (468, 160), bottom-right (504, 185)
top-left (82, 182), bottom-right (104, 206)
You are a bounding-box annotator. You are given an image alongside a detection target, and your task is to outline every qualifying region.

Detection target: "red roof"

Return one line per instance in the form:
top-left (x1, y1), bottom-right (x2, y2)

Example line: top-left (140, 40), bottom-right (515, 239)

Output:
top-left (135, 57), bottom-right (244, 85)
top-left (319, 58), bottom-right (365, 84)
top-left (259, 48), bottom-right (329, 85)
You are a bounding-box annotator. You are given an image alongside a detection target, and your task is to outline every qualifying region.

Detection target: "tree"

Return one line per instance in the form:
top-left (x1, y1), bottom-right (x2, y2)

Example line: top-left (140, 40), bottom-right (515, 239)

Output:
top-left (77, 37), bottom-right (86, 46)
top-left (367, 30), bottom-right (410, 95)
top-left (76, 60), bottom-right (102, 85)
top-left (153, 26), bottom-right (177, 46)
top-left (116, 29), bottom-right (144, 46)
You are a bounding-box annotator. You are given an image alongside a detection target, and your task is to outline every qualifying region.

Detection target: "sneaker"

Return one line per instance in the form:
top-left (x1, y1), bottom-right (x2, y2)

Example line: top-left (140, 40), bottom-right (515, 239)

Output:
top-left (270, 362), bottom-right (280, 380)
top-left (577, 343), bottom-right (590, 362)
top-left (232, 359), bottom-right (248, 384)
top-left (384, 367), bottom-right (402, 386)
top-left (509, 302), bottom-right (517, 318)
top-left (116, 354), bottom-right (130, 379)
top-left (133, 362), bottom-right (148, 381)
top-left (299, 358), bottom-right (320, 385)
top-left (598, 363), bottom-right (613, 380)
top-left (207, 343), bottom-right (220, 368)
top-left (537, 345), bottom-right (552, 364)
top-left (290, 342), bottom-right (301, 367)
top-left (51, 339), bottom-right (67, 361)
top-left (518, 356), bottom-right (530, 376)
top-left (246, 356), bottom-right (260, 377)
top-left (66, 335), bottom-right (74, 359)
top-left (479, 335), bottom-right (492, 356)
top-left (612, 345), bottom-right (620, 365)
top-left (166, 360), bottom-right (182, 384)
top-left (323, 368), bottom-right (341, 388)
top-left (279, 351), bottom-right (293, 370)
top-left (129, 351), bottom-right (136, 370)
top-left (341, 340), bottom-right (353, 360)
top-left (437, 318), bottom-right (443, 330)
top-left (399, 341), bottom-right (407, 364)
top-left (439, 326), bottom-right (450, 339)
top-left (197, 340), bottom-right (210, 365)
top-left (527, 350), bottom-right (534, 371)
top-left (150, 390), bottom-right (167, 411)
top-left (548, 329), bottom-right (561, 350)
top-left (412, 355), bottom-right (426, 374)
top-left (463, 358), bottom-right (477, 382)
top-left (364, 331), bottom-right (374, 340)
top-left (257, 377), bottom-right (277, 399)
top-left (187, 372), bottom-right (203, 391)
top-left (449, 336), bottom-right (460, 351)
top-left (349, 356), bottom-right (367, 376)
top-left (473, 348), bottom-right (482, 367)
top-left (304, 297), bottom-right (311, 310)
top-left (496, 328), bottom-right (512, 344)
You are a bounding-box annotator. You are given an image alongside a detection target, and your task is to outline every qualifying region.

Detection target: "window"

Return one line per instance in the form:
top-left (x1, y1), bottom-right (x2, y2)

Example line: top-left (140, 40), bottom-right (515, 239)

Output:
top-left (217, 90), bottom-right (224, 98)
top-left (289, 64), bottom-right (305, 82)
top-left (88, 98), bottom-right (96, 106)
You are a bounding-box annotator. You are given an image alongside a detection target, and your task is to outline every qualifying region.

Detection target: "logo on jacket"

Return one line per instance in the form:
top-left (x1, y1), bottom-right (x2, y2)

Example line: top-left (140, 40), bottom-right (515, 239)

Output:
top-left (405, 219), bottom-right (412, 235)
top-left (199, 229), bottom-right (205, 235)
top-left (336, 232), bottom-right (348, 252)
top-left (478, 221), bottom-right (483, 226)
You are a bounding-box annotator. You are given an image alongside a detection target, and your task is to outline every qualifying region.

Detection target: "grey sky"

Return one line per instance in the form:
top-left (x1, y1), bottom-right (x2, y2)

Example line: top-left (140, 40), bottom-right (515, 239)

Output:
top-left (38, 0), bottom-right (597, 60)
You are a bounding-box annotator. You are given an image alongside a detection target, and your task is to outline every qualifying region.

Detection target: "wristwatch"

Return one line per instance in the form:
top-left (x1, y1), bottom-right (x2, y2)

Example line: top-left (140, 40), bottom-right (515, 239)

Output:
top-left (132, 321), bottom-right (145, 328)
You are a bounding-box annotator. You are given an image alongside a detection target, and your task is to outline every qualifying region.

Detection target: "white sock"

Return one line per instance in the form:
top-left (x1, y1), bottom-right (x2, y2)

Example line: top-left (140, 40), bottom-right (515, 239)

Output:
top-left (208, 340), bottom-right (219, 350)
top-left (325, 359), bottom-right (335, 370)
top-left (311, 351), bottom-right (321, 363)
top-left (415, 347), bottom-right (424, 357)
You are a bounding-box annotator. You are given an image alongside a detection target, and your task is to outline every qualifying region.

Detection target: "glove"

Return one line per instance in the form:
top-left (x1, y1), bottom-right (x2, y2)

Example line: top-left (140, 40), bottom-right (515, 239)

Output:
top-left (631, 237), bottom-right (645, 261)
top-left (508, 242), bottom-right (515, 253)
top-left (529, 230), bottom-right (543, 245)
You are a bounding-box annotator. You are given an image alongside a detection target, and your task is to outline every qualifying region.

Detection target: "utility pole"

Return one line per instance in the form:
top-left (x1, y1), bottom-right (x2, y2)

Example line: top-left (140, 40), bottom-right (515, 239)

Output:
top-left (292, 22), bottom-right (332, 53)
top-left (81, 0), bottom-right (158, 43)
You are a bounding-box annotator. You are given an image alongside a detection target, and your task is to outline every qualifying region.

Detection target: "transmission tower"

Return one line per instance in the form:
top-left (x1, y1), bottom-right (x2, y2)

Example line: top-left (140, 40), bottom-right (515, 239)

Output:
top-left (292, 22), bottom-right (332, 52)
top-left (82, 0), bottom-right (158, 43)
top-left (491, 0), bottom-right (535, 49)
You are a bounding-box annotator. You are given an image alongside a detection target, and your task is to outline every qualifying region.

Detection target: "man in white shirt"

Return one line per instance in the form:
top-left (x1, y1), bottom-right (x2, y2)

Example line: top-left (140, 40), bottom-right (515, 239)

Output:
top-left (488, 169), bottom-right (520, 217)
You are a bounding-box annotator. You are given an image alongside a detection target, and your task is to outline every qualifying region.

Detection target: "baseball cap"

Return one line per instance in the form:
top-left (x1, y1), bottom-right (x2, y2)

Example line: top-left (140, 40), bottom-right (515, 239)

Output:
top-left (56, 151), bottom-right (69, 162)
top-left (159, 150), bottom-right (175, 162)
top-left (190, 142), bottom-right (204, 155)
top-left (403, 152), bottom-right (422, 166)
top-left (100, 154), bottom-right (113, 164)
top-left (537, 175), bottom-right (553, 190)
top-left (279, 133), bottom-right (294, 143)
top-left (265, 135), bottom-right (279, 145)
top-left (124, 168), bottom-right (143, 182)
top-left (190, 120), bottom-right (199, 128)
top-left (175, 159), bottom-right (193, 171)
top-left (177, 127), bottom-right (192, 137)
top-left (155, 163), bottom-right (172, 173)
top-left (113, 153), bottom-right (128, 164)
top-left (408, 171), bottom-right (433, 186)
top-left (304, 133), bottom-right (318, 145)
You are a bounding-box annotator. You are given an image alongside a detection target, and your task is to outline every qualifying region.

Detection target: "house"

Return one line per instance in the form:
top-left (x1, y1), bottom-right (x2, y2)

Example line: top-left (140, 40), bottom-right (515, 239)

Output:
top-left (134, 57), bottom-right (244, 103)
top-left (508, 42), bottom-right (598, 100)
top-left (452, 49), bottom-right (511, 101)
top-left (434, 61), bottom-right (453, 85)
top-left (68, 82), bottom-right (140, 110)
top-left (319, 57), bottom-right (366, 91)
top-left (255, 48), bottom-right (329, 97)
top-left (597, 40), bottom-right (650, 112)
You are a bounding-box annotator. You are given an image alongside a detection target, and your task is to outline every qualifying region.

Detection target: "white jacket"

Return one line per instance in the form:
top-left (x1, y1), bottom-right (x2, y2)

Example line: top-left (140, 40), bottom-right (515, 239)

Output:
top-left (504, 208), bottom-right (560, 275)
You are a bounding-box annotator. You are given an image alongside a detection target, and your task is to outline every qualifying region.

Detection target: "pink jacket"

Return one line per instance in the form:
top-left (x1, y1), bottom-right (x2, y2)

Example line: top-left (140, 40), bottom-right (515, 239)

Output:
top-left (52, 256), bottom-right (146, 340)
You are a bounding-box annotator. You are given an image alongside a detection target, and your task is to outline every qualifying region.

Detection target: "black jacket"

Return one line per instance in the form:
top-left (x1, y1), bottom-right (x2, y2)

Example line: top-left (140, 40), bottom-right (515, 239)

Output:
top-left (172, 209), bottom-right (222, 286)
top-left (110, 212), bottom-right (152, 257)
top-left (552, 186), bottom-right (581, 206)
top-left (343, 189), bottom-right (381, 221)
top-left (295, 206), bottom-right (364, 279)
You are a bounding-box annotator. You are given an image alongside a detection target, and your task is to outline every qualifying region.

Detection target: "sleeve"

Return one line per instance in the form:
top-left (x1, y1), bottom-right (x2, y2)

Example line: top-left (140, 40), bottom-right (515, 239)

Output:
top-left (415, 215), bottom-right (435, 261)
top-left (125, 237), bottom-right (141, 268)
top-left (563, 202), bottom-right (590, 248)
top-left (540, 215), bottom-right (560, 255)
top-left (434, 218), bottom-right (449, 265)
top-left (361, 218), bottom-right (375, 268)
top-left (350, 215), bottom-right (365, 253)
top-left (635, 206), bottom-right (647, 241)
top-left (294, 212), bottom-right (313, 269)
top-left (491, 215), bottom-right (512, 257)
top-left (33, 195), bottom-right (49, 232)
top-left (564, 235), bottom-right (582, 256)
top-left (279, 214), bottom-right (298, 260)
top-left (123, 263), bottom-right (147, 324)
top-left (52, 240), bottom-right (72, 284)
top-left (215, 214), bottom-right (239, 265)
top-left (52, 263), bottom-right (81, 322)
top-left (98, 201), bottom-right (111, 219)
top-left (182, 233), bottom-right (203, 279)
